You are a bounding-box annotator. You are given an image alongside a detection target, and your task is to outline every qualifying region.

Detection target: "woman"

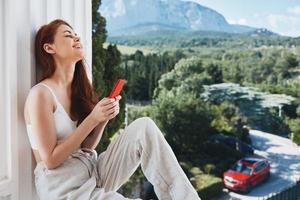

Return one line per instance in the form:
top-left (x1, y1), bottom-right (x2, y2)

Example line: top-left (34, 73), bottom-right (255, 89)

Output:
top-left (24, 19), bottom-right (200, 200)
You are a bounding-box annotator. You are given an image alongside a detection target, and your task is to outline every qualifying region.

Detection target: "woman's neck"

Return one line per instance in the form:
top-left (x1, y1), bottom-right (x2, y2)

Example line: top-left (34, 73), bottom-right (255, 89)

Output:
top-left (51, 59), bottom-right (76, 89)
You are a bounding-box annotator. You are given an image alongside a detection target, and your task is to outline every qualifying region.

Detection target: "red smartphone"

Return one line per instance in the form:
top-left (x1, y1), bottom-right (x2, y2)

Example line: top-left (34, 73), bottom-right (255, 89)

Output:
top-left (108, 79), bottom-right (126, 98)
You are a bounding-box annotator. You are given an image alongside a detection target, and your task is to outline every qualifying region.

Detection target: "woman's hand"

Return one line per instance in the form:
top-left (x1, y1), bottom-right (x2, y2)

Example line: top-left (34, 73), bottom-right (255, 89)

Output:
top-left (109, 95), bottom-right (121, 120)
top-left (89, 95), bottom-right (122, 124)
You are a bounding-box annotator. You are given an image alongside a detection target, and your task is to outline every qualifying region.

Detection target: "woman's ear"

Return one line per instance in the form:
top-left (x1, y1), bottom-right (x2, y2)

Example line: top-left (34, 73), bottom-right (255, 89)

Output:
top-left (43, 43), bottom-right (56, 54)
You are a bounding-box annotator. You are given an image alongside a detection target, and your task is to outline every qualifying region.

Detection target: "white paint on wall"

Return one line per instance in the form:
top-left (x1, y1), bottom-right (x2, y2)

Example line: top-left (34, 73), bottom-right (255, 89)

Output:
top-left (0, 0), bottom-right (92, 199)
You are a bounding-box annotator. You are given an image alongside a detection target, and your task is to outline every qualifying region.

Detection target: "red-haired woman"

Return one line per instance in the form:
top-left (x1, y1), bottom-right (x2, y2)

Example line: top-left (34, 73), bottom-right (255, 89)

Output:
top-left (24, 19), bottom-right (200, 200)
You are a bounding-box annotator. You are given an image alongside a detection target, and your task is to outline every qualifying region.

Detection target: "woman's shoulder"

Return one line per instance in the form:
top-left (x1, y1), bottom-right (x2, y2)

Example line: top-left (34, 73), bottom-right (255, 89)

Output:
top-left (28, 82), bottom-right (51, 99)
top-left (29, 79), bottom-right (57, 95)
top-left (25, 81), bottom-right (55, 110)
top-left (24, 81), bottom-right (54, 123)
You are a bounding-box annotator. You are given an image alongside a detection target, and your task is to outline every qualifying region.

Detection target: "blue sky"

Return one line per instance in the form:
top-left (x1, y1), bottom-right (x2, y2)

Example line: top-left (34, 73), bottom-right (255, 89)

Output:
top-left (188, 0), bottom-right (300, 37)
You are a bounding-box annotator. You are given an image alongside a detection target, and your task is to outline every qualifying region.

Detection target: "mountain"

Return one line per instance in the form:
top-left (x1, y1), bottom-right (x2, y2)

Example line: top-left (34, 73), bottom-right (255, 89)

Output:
top-left (100, 0), bottom-right (257, 36)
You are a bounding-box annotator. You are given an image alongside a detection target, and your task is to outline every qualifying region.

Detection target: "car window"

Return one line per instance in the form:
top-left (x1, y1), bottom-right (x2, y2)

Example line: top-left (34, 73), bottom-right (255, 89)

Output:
top-left (260, 162), bottom-right (267, 169)
top-left (232, 163), bottom-right (252, 175)
top-left (254, 162), bottom-right (265, 172)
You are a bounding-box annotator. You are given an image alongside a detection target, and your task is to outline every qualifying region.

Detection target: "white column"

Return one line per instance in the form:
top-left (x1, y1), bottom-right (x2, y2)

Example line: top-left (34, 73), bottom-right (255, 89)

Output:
top-left (0, 0), bottom-right (18, 199)
top-left (0, 0), bottom-right (92, 199)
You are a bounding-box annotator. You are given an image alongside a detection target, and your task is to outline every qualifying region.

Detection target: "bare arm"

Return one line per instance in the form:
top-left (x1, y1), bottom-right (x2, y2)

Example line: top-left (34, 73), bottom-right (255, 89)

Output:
top-left (26, 86), bottom-right (116, 169)
top-left (81, 120), bottom-right (108, 150)
top-left (45, 115), bottom-right (98, 169)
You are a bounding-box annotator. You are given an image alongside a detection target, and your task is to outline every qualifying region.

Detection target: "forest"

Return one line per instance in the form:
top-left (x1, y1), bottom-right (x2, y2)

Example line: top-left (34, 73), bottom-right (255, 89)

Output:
top-left (92, 0), bottom-right (300, 198)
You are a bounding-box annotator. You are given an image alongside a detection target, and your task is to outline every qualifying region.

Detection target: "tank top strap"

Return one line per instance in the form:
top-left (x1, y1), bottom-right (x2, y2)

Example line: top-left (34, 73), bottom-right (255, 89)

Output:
top-left (39, 83), bottom-right (59, 105)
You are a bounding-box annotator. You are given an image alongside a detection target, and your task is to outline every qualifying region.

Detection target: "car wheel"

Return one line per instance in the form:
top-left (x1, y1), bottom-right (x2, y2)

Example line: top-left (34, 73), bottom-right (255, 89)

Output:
top-left (244, 183), bottom-right (252, 194)
top-left (264, 172), bottom-right (270, 182)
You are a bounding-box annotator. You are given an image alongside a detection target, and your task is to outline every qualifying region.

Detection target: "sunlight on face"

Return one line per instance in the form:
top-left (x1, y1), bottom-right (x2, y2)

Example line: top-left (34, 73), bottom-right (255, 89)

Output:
top-left (52, 24), bottom-right (84, 62)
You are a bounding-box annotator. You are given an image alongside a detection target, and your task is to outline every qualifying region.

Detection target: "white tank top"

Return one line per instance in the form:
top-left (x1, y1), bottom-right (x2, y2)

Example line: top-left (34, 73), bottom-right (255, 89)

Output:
top-left (26, 83), bottom-right (78, 150)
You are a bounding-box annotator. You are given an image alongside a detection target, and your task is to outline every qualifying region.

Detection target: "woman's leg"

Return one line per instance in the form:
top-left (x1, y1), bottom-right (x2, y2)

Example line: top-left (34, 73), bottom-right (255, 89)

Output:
top-left (96, 117), bottom-right (200, 200)
top-left (34, 152), bottom-right (134, 200)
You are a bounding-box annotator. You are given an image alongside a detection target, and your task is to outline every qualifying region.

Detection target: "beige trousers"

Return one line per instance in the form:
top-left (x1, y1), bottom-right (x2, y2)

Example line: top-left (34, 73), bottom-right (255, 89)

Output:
top-left (34, 117), bottom-right (201, 200)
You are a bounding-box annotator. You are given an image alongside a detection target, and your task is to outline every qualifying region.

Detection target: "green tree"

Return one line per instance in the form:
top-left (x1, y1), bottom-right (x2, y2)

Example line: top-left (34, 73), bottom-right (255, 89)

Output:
top-left (100, 45), bottom-right (126, 152)
top-left (206, 62), bottom-right (223, 83)
top-left (92, 0), bottom-right (124, 153)
top-left (122, 50), bottom-right (184, 101)
top-left (288, 118), bottom-right (300, 145)
top-left (284, 52), bottom-right (298, 68)
top-left (92, 0), bottom-right (107, 95)
top-left (153, 92), bottom-right (216, 157)
top-left (154, 57), bottom-right (215, 98)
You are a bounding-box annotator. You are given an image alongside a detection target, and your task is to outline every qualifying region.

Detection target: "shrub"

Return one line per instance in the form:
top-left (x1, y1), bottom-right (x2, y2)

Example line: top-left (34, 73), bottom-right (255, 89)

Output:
top-left (127, 105), bottom-right (153, 124)
top-left (190, 166), bottom-right (204, 176)
top-left (152, 92), bottom-right (217, 156)
top-left (204, 164), bottom-right (216, 175)
top-left (202, 141), bottom-right (244, 176)
top-left (191, 173), bottom-right (223, 200)
top-left (289, 118), bottom-right (300, 145)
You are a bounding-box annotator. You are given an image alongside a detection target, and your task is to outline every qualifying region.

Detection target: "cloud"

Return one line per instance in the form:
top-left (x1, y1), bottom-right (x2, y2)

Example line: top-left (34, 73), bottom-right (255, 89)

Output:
top-left (266, 14), bottom-right (300, 37)
top-left (112, 0), bottom-right (126, 17)
top-left (227, 18), bottom-right (249, 25)
top-left (250, 13), bottom-right (300, 37)
top-left (101, 0), bottom-right (126, 18)
top-left (287, 6), bottom-right (300, 15)
top-left (267, 15), bottom-right (280, 28)
top-left (130, 0), bottom-right (137, 6)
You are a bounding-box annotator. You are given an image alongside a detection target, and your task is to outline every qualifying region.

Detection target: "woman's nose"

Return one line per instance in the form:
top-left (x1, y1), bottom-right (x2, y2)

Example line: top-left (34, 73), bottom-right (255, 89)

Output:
top-left (74, 36), bottom-right (80, 42)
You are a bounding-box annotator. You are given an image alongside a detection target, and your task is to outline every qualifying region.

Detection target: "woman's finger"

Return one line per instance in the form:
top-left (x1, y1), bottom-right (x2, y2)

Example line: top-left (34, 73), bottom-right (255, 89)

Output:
top-left (103, 105), bottom-right (118, 115)
top-left (115, 95), bottom-right (122, 101)
top-left (99, 98), bottom-right (115, 106)
top-left (107, 106), bottom-right (119, 119)
top-left (106, 104), bottom-right (119, 114)
top-left (103, 102), bottom-right (118, 112)
top-left (107, 111), bottom-right (117, 120)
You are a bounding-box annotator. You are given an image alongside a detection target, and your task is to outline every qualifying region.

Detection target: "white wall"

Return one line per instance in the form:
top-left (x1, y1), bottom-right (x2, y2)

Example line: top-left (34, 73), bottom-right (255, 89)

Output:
top-left (0, 0), bottom-right (18, 199)
top-left (0, 0), bottom-right (92, 199)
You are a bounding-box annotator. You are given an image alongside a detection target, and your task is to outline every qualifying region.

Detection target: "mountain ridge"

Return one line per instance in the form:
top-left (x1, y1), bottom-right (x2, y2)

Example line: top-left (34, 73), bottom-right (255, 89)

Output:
top-left (100, 0), bottom-right (259, 36)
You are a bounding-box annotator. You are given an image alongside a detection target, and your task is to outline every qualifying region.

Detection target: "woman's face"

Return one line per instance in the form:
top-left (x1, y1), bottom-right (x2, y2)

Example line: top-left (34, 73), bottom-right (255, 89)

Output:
top-left (45, 24), bottom-right (84, 62)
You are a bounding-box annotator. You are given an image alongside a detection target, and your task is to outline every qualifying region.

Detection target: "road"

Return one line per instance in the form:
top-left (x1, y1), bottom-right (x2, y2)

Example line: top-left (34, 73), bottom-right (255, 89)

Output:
top-left (219, 130), bottom-right (300, 200)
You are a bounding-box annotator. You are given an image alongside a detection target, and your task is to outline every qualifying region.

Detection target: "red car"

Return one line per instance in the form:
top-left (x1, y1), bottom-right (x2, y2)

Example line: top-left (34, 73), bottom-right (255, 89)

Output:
top-left (223, 157), bottom-right (270, 193)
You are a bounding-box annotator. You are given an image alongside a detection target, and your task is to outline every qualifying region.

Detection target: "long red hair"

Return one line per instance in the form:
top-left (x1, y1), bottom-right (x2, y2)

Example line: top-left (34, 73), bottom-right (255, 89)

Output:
top-left (35, 19), bottom-right (98, 125)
